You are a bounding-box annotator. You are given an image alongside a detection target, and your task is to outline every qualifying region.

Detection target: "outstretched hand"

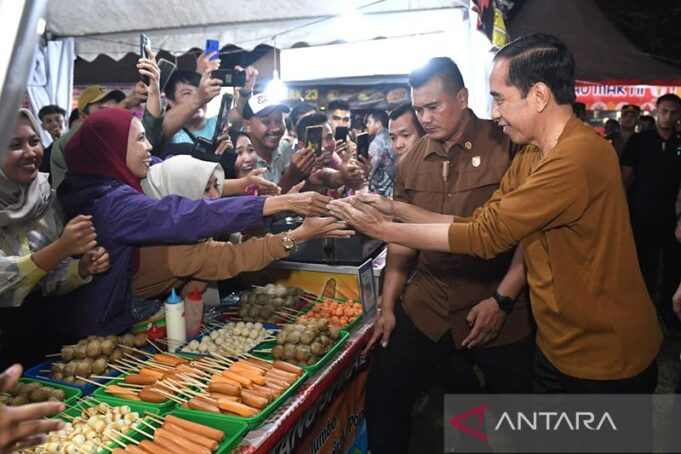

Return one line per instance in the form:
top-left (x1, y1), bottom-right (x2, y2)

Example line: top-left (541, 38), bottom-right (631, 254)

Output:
top-left (0, 365), bottom-right (65, 453)
top-left (328, 198), bottom-right (390, 239)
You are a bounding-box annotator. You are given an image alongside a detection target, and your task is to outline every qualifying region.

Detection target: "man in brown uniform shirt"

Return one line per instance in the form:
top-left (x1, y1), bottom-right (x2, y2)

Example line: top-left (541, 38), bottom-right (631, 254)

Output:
top-left (362, 58), bottom-right (533, 454)
top-left (331, 35), bottom-right (661, 393)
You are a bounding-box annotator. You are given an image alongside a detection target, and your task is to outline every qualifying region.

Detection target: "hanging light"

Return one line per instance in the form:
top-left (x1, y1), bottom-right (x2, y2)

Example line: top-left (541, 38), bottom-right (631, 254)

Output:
top-left (265, 69), bottom-right (288, 103)
top-left (265, 40), bottom-right (288, 102)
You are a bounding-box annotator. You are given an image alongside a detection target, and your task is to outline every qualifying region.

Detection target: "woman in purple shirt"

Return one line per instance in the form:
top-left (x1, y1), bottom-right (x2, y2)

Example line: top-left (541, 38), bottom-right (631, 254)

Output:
top-left (55, 108), bottom-right (331, 336)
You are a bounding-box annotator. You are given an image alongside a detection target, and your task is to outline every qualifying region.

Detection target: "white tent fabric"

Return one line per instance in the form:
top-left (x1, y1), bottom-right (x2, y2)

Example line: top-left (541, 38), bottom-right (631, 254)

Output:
top-left (281, 7), bottom-right (496, 116)
top-left (45, 0), bottom-right (469, 61)
top-left (26, 38), bottom-right (75, 145)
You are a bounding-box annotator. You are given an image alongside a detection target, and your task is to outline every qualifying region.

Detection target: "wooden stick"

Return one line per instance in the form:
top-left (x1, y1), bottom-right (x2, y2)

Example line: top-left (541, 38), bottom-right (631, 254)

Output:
top-left (192, 362), bottom-right (223, 375)
top-left (118, 383), bottom-right (145, 389)
top-left (45, 353), bottom-right (61, 357)
top-left (160, 381), bottom-right (204, 400)
top-left (115, 358), bottom-right (141, 370)
top-left (208, 352), bottom-right (234, 366)
top-left (118, 345), bottom-right (153, 357)
top-left (176, 373), bottom-right (206, 388)
top-left (108, 363), bottom-right (134, 374)
top-left (124, 353), bottom-right (172, 370)
top-left (198, 357), bottom-right (226, 368)
top-left (91, 375), bottom-right (123, 380)
top-left (103, 432), bottom-right (128, 448)
top-left (137, 418), bottom-right (160, 432)
top-left (151, 388), bottom-right (185, 404)
top-left (59, 412), bottom-right (75, 421)
top-left (147, 338), bottom-right (165, 352)
top-left (92, 440), bottom-right (112, 452)
top-left (75, 376), bottom-right (106, 388)
top-left (130, 425), bottom-right (154, 440)
top-left (143, 411), bottom-right (166, 424)
top-left (110, 429), bottom-right (140, 446)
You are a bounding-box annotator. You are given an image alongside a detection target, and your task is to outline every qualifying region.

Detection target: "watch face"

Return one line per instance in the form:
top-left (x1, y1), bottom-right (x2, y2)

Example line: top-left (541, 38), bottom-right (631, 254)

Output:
top-left (282, 234), bottom-right (295, 250)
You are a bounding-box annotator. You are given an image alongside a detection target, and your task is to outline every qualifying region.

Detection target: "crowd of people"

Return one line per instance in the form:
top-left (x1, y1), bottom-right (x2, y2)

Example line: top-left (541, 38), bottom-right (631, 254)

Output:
top-left (1, 31), bottom-right (680, 452)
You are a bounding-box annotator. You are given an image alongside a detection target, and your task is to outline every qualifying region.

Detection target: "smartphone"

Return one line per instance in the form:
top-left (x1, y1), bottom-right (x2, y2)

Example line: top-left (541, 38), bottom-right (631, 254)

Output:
top-left (356, 132), bottom-right (369, 159)
top-left (139, 33), bottom-right (151, 85)
top-left (305, 125), bottom-right (323, 157)
top-left (211, 69), bottom-right (247, 87)
top-left (205, 39), bottom-right (220, 61)
top-left (157, 58), bottom-right (177, 92)
top-left (334, 126), bottom-right (348, 142)
top-left (212, 93), bottom-right (233, 143)
top-left (191, 137), bottom-right (221, 163)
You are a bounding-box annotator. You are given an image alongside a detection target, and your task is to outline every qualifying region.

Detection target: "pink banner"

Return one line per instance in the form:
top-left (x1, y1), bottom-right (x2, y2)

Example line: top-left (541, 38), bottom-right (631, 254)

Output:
top-left (575, 84), bottom-right (681, 112)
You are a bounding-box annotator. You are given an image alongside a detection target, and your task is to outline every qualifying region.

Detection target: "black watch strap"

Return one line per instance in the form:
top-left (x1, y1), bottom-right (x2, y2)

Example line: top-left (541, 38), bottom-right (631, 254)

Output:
top-left (493, 290), bottom-right (515, 313)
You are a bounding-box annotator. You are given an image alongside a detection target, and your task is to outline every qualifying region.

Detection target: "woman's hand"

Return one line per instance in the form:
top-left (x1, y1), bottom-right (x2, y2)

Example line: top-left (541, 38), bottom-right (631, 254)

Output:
top-left (196, 51), bottom-right (220, 75)
top-left (213, 133), bottom-right (233, 156)
top-left (78, 246), bottom-right (111, 278)
top-left (58, 215), bottom-right (97, 257)
top-left (290, 217), bottom-right (354, 243)
top-left (246, 168), bottom-right (281, 195)
top-left (328, 198), bottom-right (390, 239)
top-left (0, 365), bottom-right (65, 453)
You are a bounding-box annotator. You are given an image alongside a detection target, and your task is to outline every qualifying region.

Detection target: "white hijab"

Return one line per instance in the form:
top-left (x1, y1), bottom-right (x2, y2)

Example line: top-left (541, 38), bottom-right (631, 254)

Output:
top-left (141, 155), bottom-right (225, 200)
top-left (0, 109), bottom-right (53, 227)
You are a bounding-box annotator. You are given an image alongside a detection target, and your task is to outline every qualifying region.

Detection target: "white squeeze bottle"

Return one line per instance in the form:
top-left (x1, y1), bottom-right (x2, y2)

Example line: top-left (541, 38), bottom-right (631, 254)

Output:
top-left (185, 288), bottom-right (204, 339)
top-left (165, 288), bottom-right (186, 352)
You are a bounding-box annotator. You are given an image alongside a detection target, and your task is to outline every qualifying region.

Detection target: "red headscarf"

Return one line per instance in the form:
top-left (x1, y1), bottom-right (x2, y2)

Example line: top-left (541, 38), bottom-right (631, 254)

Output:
top-left (64, 108), bottom-right (144, 193)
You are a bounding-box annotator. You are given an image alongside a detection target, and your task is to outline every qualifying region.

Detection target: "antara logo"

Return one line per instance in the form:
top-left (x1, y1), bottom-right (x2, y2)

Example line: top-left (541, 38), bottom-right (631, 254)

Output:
top-left (450, 403), bottom-right (489, 443)
top-left (450, 404), bottom-right (618, 443)
top-left (494, 411), bottom-right (618, 431)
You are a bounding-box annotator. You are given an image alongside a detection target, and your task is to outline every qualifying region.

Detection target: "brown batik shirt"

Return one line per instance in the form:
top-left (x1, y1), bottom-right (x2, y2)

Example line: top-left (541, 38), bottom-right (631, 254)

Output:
top-left (395, 109), bottom-right (532, 348)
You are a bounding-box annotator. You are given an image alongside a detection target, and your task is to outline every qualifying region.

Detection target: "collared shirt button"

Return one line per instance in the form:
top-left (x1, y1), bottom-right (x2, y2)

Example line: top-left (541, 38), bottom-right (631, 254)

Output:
top-left (448, 193), bottom-right (453, 198)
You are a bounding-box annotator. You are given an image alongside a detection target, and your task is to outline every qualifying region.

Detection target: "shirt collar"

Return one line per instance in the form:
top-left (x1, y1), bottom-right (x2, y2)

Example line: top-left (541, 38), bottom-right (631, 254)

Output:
top-left (255, 145), bottom-right (283, 167)
top-left (424, 109), bottom-right (479, 158)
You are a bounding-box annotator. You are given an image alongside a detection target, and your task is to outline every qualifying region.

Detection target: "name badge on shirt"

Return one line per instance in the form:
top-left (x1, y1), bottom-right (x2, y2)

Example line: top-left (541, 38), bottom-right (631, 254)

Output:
top-left (472, 156), bottom-right (481, 167)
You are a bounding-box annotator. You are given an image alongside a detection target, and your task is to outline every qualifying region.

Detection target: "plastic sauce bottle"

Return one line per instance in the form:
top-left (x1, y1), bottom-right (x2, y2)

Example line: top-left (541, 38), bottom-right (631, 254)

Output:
top-left (164, 288), bottom-right (186, 352)
top-left (185, 288), bottom-right (204, 339)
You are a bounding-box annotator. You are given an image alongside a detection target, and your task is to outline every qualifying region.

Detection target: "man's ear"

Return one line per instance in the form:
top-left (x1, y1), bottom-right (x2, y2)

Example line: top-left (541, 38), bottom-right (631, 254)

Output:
top-left (457, 87), bottom-right (469, 109)
top-left (243, 119), bottom-right (252, 134)
top-left (533, 83), bottom-right (551, 113)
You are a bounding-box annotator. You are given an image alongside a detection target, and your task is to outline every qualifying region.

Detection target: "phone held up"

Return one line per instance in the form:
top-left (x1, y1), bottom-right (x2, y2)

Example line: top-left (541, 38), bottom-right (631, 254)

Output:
top-left (156, 58), bottom-right (177, 92)
top-left (356, 132), bottom-right (369, 159)
top-left (205, 39), bottom-right (220, 60)
top-left (334, 126), bottom-right (349, 142)
top-left (305, 125), bottom-right (324, 157)
top-left (211, 69), bottom-right (247, 87)
top-left (212, 93), bottom-right (234, 144)
top-left (192, 93), bottom-right (234, 163)
top-left (139, 33), bottom-right (151, 85)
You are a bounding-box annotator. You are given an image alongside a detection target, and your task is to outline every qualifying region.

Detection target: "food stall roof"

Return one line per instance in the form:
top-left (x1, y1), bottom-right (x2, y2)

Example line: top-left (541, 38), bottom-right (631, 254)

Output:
top-left (45, 0), bottom-right (470, 61)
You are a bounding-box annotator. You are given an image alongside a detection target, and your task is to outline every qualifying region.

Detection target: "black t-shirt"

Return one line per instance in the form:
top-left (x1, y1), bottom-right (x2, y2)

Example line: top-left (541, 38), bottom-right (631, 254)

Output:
top-left (621, 129), bottom-right (681, 223)
top-left (40, 143), bottom-right (53, 184)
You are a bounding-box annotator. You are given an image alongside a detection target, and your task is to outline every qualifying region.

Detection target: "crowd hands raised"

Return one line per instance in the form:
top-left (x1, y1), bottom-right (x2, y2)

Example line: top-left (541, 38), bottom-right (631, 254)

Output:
top-left (7, 33), bottom-right (681, 452)
top-left (0, 44), bottom-right (390, 448)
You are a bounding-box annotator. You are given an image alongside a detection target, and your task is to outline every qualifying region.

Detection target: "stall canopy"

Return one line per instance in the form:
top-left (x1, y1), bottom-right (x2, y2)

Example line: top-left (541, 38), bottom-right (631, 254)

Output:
top-left (40, 0), bottom-right (499, 116)
top-left (45, 0), bottom-right (470, 61)
top-left (508, 0), bottom-right (681, 85)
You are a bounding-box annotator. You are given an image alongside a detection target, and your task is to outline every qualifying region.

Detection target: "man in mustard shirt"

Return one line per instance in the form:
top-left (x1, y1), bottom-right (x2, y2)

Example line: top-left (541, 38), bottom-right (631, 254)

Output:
top-left (330, 33), bottom-right (661, 393)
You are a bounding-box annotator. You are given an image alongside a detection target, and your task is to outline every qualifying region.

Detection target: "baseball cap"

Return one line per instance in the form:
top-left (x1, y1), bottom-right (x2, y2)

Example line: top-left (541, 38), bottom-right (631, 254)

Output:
top-left (621, 104), bottom-right (641, 114)
top-left (243, 93), bottom-right (290, 120)
top-left (78, 85), bottom-right (126, 113)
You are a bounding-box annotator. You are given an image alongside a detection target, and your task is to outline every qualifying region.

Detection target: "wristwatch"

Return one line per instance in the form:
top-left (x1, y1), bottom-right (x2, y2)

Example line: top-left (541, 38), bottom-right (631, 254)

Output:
top-left (281, 230), bottom-right (297, 252)
top-left (493, 290), bottom-right (515, 313)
